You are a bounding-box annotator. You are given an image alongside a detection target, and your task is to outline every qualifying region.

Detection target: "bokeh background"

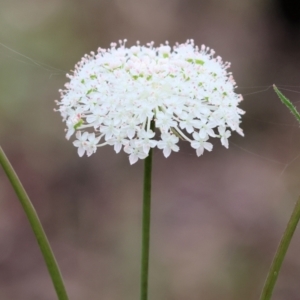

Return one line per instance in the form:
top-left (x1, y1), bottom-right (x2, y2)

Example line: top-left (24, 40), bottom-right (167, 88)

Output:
top-left (1, 1), bottom-right (300, 299)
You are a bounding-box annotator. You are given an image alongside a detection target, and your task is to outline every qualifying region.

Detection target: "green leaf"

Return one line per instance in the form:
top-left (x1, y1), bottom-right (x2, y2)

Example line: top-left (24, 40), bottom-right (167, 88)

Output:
top-left (195, 59), bottom-right (204, 65)
top-left (74, 119), bottom-right (83, 130)
top-left (186, 58), bottom-right (193, 63)
top-left (90, 75), bottom-right (97, 79)
top-left (87, 88), bottom-right (97, 95)
top-left (273, 85), bottom-right (300, 123)
top-left (163, 53), bottom-right (169, 58)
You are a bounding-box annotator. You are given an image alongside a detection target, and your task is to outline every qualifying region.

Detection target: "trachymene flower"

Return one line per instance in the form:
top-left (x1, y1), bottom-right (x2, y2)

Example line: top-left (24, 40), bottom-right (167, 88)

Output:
top-left (55, 40), bottom-right (244, 164)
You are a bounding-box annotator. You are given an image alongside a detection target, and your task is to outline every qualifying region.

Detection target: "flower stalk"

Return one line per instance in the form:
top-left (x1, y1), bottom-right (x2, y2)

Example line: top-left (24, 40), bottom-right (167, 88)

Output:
top-left (140, 121), bottom-right (154, 300)
top-left (260, 197), bottom-right (300, 300)
top-left (0, 146), bottom-right (69, 300)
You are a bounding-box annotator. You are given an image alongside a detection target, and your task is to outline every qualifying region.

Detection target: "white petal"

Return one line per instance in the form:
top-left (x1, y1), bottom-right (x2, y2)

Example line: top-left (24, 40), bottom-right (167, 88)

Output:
top-left (163, 147), bottom-right (171, 158)
top-left (66, 128), bottom-right (75, 140)
top-left (204, 142), bottom-right (213, 151)
top-left (191, 141), bottom-right (200, 149)
top-left (129, 154), bottom-right (138, 164)
top-left (114, 143), bottom-right (122, 153)
top-left (127, 128), bottom-right (135, 139)
top-left (196, 147), bottom-right (204, 157)
top-left (78, 147), bottom-right (85, 157)
top-left (171, 144), bottom-right (179, 152)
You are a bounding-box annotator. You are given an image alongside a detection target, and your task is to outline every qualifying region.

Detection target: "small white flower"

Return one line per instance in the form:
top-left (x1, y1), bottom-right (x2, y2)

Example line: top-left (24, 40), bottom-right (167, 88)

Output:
top-left (198, 121), bottom-right (216, 139)
top-left (191, 132), bottom-right (213, 157)
top-left (124, 141), bottom-right (148, 165)
top-left (56, 40), bottom-right (244, 163)
top-left (218, 126), bottom-right (231, 148)
top-left (73, 131), bottom-right (89, 157)
top-left (107, 134), bottom-right (128, 153)
top-left (137, 130), bottom-right (158, 154)
top-left (86, 133), bottom-right (101, 156)
top-left (157, 134), bottom-right (179, 158)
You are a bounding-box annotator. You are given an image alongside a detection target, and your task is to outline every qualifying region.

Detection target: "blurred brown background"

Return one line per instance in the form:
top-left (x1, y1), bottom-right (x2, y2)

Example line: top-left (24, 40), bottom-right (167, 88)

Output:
top-left (1, 1), bottom-right (300, 299)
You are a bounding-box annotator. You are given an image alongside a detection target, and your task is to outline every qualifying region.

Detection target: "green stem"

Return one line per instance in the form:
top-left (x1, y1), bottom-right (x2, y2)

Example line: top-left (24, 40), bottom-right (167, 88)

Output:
top-left (0, 146), bottom-right (69, 300)
top-left (260, 197), bottom-right (300, 300)
top-left (140, 126), bottom-right (154, 300)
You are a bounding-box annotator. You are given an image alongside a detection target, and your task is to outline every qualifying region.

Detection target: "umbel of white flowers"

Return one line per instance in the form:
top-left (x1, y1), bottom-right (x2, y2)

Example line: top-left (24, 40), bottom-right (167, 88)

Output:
top-left (55, 39), bottom-right (244, 164)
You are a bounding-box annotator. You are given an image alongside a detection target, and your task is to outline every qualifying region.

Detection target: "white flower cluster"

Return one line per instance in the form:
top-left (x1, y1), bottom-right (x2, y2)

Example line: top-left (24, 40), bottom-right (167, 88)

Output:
top-left (56, 39), bottom-right (244, 164)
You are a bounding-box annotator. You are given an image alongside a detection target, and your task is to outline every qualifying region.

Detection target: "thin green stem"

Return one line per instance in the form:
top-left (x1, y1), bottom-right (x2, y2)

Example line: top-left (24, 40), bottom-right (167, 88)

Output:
top-left (260, 197), bottom-right (300, 300)
top-left (0, 146), bottom-right (69, 300)
top-left (140, 123), bottom-right (154, 300)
